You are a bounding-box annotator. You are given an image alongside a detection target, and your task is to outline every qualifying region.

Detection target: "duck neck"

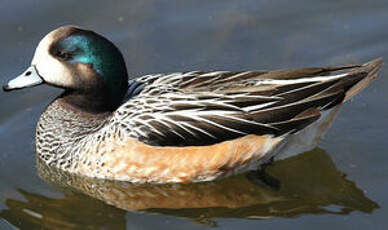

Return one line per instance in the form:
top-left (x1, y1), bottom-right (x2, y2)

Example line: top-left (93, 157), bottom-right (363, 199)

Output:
top-left (60, 89), bottom-right (120, 113)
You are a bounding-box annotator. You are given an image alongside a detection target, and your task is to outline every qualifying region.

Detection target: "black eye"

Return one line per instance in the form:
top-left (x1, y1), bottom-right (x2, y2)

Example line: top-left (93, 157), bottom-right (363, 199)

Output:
top-left (56, 50), bottom-right (72, 60)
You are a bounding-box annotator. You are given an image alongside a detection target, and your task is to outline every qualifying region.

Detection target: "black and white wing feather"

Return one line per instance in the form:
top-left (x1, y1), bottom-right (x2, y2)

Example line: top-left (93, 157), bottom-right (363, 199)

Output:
top-left (113, 59), bottom-right (381, 146)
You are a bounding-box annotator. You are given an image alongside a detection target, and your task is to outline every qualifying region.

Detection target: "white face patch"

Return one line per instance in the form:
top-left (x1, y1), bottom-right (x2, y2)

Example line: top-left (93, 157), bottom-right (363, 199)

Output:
top-left (31, 29), bottom-right (74, 88)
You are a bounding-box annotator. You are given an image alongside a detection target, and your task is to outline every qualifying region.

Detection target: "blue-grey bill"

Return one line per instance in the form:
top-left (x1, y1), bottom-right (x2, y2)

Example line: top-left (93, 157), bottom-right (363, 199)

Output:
top-left (3, 66), bottom-right (43, 91)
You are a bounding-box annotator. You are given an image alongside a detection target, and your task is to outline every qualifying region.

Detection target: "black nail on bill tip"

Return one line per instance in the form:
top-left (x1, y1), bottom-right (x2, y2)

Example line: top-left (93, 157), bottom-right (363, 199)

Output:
top-left (3, 84), bottom-right (11, 92)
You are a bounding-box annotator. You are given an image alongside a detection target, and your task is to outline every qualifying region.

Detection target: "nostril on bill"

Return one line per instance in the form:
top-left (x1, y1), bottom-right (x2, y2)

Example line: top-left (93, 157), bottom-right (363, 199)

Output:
top-left (25, 71), bottom-right (31, 76)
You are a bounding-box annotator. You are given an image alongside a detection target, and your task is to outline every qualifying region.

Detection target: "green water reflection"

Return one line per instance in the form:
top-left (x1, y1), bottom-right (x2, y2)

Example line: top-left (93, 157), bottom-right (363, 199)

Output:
top-left (0, 148), bottom-right (378, 228)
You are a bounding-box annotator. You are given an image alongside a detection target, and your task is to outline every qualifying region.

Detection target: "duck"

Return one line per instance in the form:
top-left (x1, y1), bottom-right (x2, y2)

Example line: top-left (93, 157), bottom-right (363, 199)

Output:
top-left (2, 25), bottom-right (382, 183)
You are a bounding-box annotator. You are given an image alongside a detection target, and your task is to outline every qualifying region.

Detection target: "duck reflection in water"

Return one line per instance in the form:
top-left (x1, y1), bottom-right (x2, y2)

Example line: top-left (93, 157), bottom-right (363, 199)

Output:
top-left (0, 147), bottom-right (379, 228)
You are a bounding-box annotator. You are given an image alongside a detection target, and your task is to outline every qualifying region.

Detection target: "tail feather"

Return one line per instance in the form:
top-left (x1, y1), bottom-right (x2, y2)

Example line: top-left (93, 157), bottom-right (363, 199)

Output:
top-left (344, 57), bottom-right (382, 101)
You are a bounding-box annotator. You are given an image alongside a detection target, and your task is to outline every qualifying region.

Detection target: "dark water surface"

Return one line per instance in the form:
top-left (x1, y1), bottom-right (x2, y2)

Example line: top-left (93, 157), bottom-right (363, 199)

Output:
top-left (0, 0), bottom-right (387, 229)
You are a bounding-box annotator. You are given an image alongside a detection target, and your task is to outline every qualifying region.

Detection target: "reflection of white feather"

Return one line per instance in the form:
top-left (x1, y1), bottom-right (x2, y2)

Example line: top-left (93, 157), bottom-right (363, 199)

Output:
top-left (0, 217), bottom-right (15, 230)
top-left (274, 105), bottom-right (342, 160)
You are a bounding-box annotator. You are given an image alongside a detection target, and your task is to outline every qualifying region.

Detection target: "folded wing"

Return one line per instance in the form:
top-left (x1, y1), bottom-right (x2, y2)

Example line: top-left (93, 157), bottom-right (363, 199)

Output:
top-left (113, 58), bottom-right (381, 146)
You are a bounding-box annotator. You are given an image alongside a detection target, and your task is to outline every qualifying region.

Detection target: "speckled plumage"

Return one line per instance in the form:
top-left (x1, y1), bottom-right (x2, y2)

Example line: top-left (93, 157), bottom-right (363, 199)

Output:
top-left (37, 60), bottom-right (381, 183)
top-left (36, 100), bottom-right (110, 170)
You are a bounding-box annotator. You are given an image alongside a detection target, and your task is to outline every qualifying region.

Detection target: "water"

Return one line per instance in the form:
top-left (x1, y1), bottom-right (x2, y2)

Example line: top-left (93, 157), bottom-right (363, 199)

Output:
top-left (0, 0), bottom-right (387, 229)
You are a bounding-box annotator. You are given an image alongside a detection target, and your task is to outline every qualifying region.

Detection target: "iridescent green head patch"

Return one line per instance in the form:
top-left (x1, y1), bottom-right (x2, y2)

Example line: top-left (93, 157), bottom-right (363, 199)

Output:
top-left (51, 31), bottom-right (128, 108)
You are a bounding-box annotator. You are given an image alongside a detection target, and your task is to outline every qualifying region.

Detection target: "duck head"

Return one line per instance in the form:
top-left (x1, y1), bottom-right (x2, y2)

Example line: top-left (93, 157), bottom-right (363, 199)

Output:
top-left (3, 26), bottom-right (129, 112)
